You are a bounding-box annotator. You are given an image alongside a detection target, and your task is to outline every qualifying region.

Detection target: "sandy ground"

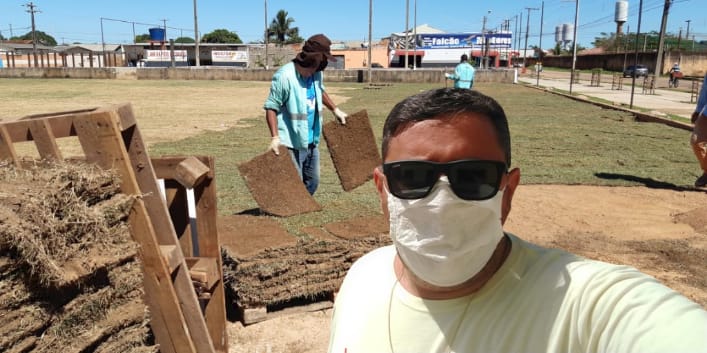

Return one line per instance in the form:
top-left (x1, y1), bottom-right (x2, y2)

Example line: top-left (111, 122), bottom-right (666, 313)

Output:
top-left (226, 184), bottom-right (707, 353)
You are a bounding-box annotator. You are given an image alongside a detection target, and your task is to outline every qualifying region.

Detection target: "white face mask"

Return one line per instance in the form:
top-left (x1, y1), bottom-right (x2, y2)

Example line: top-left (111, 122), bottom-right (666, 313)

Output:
top-left (387, 177), bottom-right (505, 287)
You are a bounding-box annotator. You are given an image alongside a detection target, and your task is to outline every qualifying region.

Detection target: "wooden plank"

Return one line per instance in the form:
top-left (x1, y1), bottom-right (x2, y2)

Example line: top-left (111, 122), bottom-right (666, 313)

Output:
top-left (0, 125), bottom-right (19, 166)
top-left (175, 156), bottom-right (210, 189)
top-left (160, 245), bottom-right (182, 274)
top-left (28, 119), bottom-right (62, 160)
top-left (194, 156), bottom-right (229, 352)
top-left (186, 257), bottom-right (219, 289)
top-left (152, 156), bottom-right (215, 180)
top-left (22, 108), bottom-right (97, 121)
top-left (240, 300), bottom-right (334, 326)
top-left (72, 110), bottom-right (202, 353)
top-left (5, 111), bottom-right (78, 142)
top-left (113, 106), bottom-right (216, 353)
top-left (132, 200), bottom-right (194, 353)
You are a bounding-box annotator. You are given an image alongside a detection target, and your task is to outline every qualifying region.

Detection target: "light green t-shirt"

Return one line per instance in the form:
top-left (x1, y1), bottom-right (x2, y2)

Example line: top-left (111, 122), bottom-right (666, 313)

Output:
top-left (328, 234), bottom-right (707, 353)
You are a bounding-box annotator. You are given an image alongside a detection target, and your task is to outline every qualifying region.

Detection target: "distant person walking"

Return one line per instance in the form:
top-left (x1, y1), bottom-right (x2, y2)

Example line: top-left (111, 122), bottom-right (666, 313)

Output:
top-left (690, 72), bottom-right (707, 187)
top-left (445, 54), bottom-right (475, 89)
top-left (263, 33), bottom-right (350, 195)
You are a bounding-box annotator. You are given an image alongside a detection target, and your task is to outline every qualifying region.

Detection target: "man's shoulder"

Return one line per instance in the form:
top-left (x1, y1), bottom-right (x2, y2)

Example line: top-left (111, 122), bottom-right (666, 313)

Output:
top-left (273, 62), bottom-right (296, 78)
top-left (345, 245), bottom-right (395, 278)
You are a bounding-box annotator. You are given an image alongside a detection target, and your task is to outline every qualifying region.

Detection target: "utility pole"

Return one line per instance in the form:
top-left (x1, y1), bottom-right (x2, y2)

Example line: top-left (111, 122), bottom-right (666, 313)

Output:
top-left (481, 12), bottom-right (489, 69)
top-left (193, 0), bottom-right (200, 66)
top-left (523, 7), bottom-right (539, 69)
top-left (513, 15), bottom-right (519, 66)
top-left (517, 12), bottom-right (523, 57)
top-left (655, 0), bottom-right (671, 76)
top-left (677, 27), bottom-right (682, 50)
top-left (536, 1), bottom-right (545, 87)
top-left (569, 0), bottom-right (579, 95)
top-left (368, 0), bottom-right (372, 83)
top-left (413, 0), bottom-right (417, 70)
top-left (24, 2), bottom-right (40, 67)
top-left (685, 19), bottom-right (691, 50)
top-left (630, 0), bottom-right (644, 109)
top-left (404, 0), bottom-right (409, 69)
top-left (264, 0), bottom-right (268, 69)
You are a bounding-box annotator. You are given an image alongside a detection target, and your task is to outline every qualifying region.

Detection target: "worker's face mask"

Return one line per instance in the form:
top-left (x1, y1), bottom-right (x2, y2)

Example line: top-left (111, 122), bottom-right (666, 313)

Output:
top-left (387, 177), bottom-right (504, 287)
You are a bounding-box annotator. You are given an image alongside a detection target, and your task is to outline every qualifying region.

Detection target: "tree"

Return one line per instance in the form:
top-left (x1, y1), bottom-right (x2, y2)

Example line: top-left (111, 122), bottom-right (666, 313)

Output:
top-left (268, 10), bottom-right (303, 45)
top-left (12, 30), bottom-right (57, 46)
top-left (135, 33), bottom-right (152, 43)
top-left (0, 32), bottom-right (5, 41)
top-left (174, 37), bottom-right (195, 43)
top-left (201, 29), bottom-right (242, 43)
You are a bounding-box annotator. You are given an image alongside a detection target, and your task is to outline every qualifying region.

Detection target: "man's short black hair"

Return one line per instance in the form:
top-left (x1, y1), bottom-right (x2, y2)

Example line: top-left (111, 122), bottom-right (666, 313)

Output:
top-left (461, 54), bottom-right (468, 62)
top-left (381, 88), bottom-right (511, 166)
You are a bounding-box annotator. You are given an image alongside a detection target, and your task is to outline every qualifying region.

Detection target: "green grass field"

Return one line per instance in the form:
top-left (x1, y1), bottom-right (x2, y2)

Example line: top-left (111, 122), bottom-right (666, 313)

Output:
top-left (141, 82), bottom-right (698, 236)
top-left (0, 78), bottom-right (698, 236)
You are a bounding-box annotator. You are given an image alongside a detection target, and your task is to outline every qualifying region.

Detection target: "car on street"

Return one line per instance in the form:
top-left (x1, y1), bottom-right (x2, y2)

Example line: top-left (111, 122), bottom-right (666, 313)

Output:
top-left (623, 65), bottom-right (649, 78)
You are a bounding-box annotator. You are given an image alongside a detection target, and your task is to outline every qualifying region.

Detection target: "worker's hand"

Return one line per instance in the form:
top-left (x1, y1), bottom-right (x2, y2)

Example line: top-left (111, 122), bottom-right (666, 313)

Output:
top-left (333, 107), bottom-right (348, 125)
top-left (692, 112), bottom-right (700, 124)
top-left (268, 136), bottom-right (281, 155)
top-left (444, 73), bottom-right (452, 79)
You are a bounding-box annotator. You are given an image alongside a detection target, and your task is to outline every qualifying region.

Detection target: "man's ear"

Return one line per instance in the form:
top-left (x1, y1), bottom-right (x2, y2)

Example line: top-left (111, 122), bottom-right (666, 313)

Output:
top-left (373, 167), bottom-right (389, 216)
top-left (501, 167), bottom-right (521, 225)
top-left (373, 166), bottom-right (385, 195)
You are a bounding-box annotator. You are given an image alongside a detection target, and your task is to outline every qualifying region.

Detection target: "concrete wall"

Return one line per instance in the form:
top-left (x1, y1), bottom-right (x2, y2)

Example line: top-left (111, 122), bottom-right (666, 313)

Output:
top-left (0, 67), bottom-right (516, 84)
top-left (535, 51), bottom-right (707, 77)
top-left (0, 67), bottom-right (117, 79)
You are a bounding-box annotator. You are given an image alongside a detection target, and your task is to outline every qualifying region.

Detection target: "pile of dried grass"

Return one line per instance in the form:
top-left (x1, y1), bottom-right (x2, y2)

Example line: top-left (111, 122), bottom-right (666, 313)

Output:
top-left (222, 236), bottom-right (387, 309)
top-left (0, 160), bottom-right (157, 353)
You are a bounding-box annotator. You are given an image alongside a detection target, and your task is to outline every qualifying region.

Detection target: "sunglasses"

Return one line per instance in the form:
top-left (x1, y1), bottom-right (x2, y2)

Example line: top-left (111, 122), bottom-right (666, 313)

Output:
top-left (382, 159), bottom-right (508, 201)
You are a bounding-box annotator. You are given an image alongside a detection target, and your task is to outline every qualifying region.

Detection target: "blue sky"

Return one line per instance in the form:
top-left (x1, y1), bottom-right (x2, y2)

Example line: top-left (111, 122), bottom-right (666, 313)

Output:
top-left (0, 0), bottom-right (704, 48)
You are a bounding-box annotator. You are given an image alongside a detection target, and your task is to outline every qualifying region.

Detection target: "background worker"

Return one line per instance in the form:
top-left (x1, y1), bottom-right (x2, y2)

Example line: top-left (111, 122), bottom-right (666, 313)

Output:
top-left (328, 88), bottom-right (707, 353)
top-left (691, 72), bottom-right (707, 187)
top-left (445, 54), bottom-right (475, 89)
top-left (669, 62), bottom-right (682, 87)
top-left (263, 33), bottom-right (349, 195)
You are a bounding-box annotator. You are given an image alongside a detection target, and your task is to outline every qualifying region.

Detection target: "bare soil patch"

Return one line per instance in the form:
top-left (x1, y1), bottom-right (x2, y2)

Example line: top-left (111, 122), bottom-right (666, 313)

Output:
top-left (226, 184), bottom-right (707, 353)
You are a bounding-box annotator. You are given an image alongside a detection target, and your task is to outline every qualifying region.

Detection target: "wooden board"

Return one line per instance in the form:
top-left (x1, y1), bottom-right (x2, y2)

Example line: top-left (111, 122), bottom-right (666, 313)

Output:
top-left (322, 110), bottom-right (381, 191)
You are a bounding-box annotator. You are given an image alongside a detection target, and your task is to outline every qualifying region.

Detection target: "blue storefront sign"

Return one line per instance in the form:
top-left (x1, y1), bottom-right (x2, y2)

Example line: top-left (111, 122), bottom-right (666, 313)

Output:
top-left (419, 33), bottom-right (512, 50)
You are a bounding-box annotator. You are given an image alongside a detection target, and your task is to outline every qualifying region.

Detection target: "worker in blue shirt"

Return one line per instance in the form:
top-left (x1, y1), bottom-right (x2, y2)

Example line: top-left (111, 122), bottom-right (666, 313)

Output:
top-left (445, 54), bottom-right (475, 89)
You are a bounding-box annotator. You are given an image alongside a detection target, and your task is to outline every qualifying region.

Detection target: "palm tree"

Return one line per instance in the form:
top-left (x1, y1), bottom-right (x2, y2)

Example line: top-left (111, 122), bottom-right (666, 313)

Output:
top-left (268, 10), bottom-right (303, 45)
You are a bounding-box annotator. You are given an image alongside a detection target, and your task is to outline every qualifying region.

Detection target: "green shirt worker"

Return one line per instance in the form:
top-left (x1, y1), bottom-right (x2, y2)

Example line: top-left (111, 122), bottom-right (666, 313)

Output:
top-left (263, 34), bottom-right (348, 195)
top-left (445, 54), bottom-right (475, 89)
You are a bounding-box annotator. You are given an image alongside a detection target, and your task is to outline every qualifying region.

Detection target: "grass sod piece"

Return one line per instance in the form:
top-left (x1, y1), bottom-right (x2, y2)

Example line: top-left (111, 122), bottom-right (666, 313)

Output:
top-left (322, 110), bottom-right (381, 191)
top-left (218, 214), bottom-right (298, 258)
top-left (237, 145), bottom-right (322, 217)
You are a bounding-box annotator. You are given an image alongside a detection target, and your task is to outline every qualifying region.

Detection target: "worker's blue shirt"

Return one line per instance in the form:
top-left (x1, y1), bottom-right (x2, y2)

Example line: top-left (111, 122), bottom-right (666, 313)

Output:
top-left (448, 62), bottom-right (475, 89)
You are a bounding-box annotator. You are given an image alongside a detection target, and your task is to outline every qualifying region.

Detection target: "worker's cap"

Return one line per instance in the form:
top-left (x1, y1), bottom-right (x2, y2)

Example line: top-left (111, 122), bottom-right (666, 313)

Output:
top-left (303, 34), bottom-right (337, 62)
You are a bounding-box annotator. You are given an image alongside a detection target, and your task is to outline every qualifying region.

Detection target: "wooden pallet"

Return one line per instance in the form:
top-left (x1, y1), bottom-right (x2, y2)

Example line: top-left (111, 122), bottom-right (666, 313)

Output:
top-left (240, 299), bottom-right (334, 325)
top-left (0, 104), bottom-right (227, 353)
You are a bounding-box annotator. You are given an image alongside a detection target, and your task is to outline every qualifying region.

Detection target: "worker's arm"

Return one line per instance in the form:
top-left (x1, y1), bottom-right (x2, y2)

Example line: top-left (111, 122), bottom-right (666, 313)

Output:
top-left (323, 91), bottom-right (347, 125)
top-left (265, 109), bottom-right (281, 155)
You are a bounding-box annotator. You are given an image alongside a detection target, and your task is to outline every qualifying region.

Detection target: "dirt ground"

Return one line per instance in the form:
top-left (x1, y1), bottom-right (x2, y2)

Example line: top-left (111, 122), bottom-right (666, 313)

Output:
top-left (2, 83), bottom-right (705, 353)
top-left (226, 184), bottom-right (707, 353)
